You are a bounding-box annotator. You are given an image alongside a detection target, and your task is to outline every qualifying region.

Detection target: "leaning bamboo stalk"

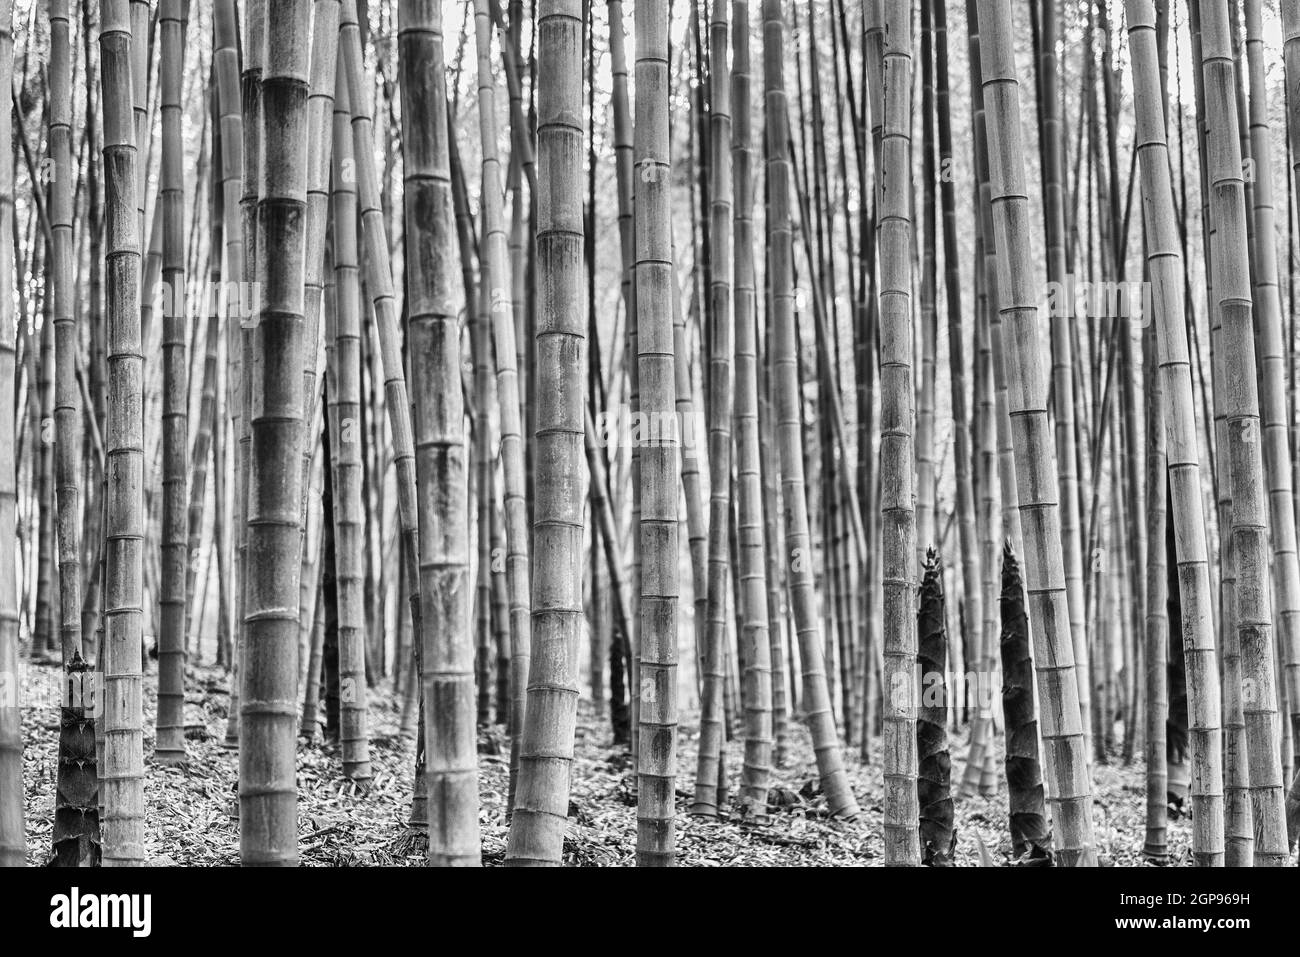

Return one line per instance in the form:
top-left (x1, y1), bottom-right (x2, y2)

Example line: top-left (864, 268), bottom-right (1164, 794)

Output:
top-left (394, 0), bottom-right (480, 866)
top-left (603, 0), bottom-right (642, 762)
top-left (0, 0), bottom-right (24, 869)
top-left (184, 290), bottom-right (221, 647)
top-left (98, 0), bottom-right (146, 866)
top-left (1038, 0), bottom-right (1090, 761)
top-left (977, 0), bottom-right (1095, 866)
top-left (1197, 0), bottom-right (1289, 866)
top-left (959, 0), bottom-right (1006, 795)
top-left (299, 0), bottom-right (340, 564)
top-left (296, 0), bottom-right (341, 663)
top-left (933, 0), bottom-right (982, 804)
top-left (471, 0), bottom-right (531, 810)
top-left (764, 0), bottom-right (859, 821)
top-left (584, 407), bottom-right (636, 713)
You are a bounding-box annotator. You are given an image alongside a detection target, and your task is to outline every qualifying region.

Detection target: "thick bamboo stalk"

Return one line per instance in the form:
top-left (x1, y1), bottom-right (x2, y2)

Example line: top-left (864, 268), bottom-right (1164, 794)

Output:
top-left (1197, 0), bottom-right (1289, 866)
top-left (239, 0), bottom-right (311, 867)
top-left (98, 0), bottom-right (146, 867)
top-left (394, 0), bottom-right (481, 866)
top-left (1244, 0), bottom-right (1300, 790)
top-left (1038, 0), bottom-right (1090, 761)
top-left (505, 0), bottom-right (586, 868)
top-left (977, 0), bottom-right (1095, 866)
top-left (873, 0), bottom-right (919, 864)
top-left (634, 0), bottom-right (679, 867)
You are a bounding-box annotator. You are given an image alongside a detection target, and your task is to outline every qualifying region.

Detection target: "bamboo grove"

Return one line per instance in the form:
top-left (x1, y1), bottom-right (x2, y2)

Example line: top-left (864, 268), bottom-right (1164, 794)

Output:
top-left (2, 0), bottom-right (1300, 869)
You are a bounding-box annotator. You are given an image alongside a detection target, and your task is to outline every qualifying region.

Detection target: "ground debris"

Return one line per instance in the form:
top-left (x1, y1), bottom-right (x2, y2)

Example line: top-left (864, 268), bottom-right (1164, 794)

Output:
top-left (20, 660), bottom-right (1196, 866)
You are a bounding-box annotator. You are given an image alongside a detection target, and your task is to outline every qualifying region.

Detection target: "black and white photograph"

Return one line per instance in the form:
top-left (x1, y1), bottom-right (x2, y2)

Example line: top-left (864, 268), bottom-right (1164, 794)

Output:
top-left (0, 0), bottom-right (1294, 939)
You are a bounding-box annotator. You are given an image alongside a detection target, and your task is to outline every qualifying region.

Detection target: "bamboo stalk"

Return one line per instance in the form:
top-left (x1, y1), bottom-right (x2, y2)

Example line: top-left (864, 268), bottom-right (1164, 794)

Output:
top-left (977, 0), bottom-right (1095, 866)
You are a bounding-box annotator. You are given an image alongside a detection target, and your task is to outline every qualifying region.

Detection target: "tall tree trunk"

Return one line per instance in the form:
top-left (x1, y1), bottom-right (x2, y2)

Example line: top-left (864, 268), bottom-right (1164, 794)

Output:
top-left (976, 0), bottom-right (1095, 866)
top-left (98, 0), bottom-right (146, 866)
top-left (1244, 0), bottom-right (1300, 790)
top-left (1197, 0), bottom-right (1289, 866)
top-left (395, 0), bottom-right (481, 866)
top-left (634, 0), bottom-right (679, 867)
top-left (239, 0), bottom-right (311, 867)
top-left (505, 0), bottom-right (586, 868)
top-left (872, 0), bottom-right (919, 863)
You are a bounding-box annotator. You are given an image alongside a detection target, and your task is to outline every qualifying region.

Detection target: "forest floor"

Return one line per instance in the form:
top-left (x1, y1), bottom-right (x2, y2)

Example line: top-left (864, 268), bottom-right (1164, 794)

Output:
top-left (20, 659), bottom-right (1193, 866)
